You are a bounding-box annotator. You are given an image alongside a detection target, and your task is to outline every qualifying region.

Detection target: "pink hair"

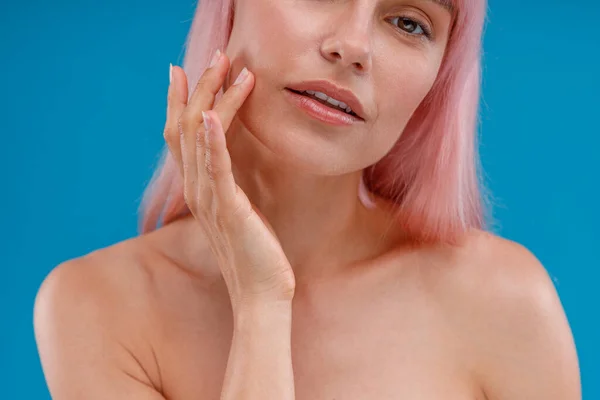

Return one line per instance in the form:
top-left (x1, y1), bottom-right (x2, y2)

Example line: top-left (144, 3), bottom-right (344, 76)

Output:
top-left (138, 0), bottom-right (491, 245)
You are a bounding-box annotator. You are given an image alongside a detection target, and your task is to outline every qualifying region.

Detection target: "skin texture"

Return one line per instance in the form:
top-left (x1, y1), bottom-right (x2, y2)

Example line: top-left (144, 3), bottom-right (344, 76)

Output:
top-left (33, 0), bottom-right (581, 399)
top-left (220, 0), bottom-right (453, 277)
top-left (33, 225), bottom-right (580, 399)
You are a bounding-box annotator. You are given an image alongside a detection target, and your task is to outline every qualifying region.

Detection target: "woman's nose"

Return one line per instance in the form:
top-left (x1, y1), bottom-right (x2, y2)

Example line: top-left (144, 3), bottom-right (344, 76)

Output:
top-left (320, 16), bottom-right (373, 73)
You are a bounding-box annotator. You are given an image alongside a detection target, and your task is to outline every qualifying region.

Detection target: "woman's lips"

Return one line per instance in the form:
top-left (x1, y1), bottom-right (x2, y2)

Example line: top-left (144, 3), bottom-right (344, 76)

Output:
top-left (283, 89), bottom-right (364, 127)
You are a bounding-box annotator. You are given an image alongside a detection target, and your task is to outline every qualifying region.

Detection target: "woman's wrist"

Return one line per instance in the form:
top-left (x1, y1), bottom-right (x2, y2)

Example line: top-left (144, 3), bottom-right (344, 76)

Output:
top-left (221, 298), bottom-right (295, 399)
top-left (233, 298), bottom-right (293, 329)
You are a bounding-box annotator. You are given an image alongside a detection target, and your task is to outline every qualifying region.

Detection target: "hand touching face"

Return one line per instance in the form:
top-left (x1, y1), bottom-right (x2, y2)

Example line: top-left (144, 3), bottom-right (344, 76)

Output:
top-left (164, 52), bottom-right (296, 310)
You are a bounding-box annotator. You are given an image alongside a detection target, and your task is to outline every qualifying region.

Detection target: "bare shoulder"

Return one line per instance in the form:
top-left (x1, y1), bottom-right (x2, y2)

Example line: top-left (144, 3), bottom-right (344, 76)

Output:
top-left (34, 235), bottom-right (168, 330)
top-left (455, 230), bottom-right (569, 325)
top-left (33, 229), bottom-right (229, 398)
top-left (413, 230), bottom-right (560, 310)
top-left (446, 230), bottom-right (558, 301)
top-left (433, 230), bottom-right (581, 400)
top-left (33, 235), bottom-right (170, 396)
top-left (35, 236), bottom-right (162, 309)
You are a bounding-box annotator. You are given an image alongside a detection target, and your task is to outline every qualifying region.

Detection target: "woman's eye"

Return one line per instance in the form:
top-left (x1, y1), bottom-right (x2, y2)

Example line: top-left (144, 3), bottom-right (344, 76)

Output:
top-left (389, 16), bottom-right (431, 39)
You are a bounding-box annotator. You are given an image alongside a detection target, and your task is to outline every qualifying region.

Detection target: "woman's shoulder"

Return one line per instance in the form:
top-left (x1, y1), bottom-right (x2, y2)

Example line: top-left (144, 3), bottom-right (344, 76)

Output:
top-left (34, 227), bottom-right (221, 322)
top-left (409, 229), bottom-right (567, 356)
top-left (33, 234), bottom-right (178, 353)
top-left (33, 234), bottom-right (170, 394)
top-left (448, 229), bottom-right (554, 300)
top-left (35, 234), bottom-right (165, 313)
top-left (428, 229), bottom-right (558, 316)
top-left (429, 230), bottom-right (578, 398)
top-left (33, 229), bottom-right (228, 395)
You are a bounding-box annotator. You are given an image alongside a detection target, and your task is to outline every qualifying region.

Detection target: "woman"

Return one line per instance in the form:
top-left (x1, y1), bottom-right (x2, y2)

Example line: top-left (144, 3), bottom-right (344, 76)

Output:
top-left (33, 0), bottom-right (581, 399)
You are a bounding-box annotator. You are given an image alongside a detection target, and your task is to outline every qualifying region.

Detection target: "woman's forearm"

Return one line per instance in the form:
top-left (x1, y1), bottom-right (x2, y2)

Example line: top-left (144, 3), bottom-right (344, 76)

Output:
top-left (220, 300), bottom-right (295, 400)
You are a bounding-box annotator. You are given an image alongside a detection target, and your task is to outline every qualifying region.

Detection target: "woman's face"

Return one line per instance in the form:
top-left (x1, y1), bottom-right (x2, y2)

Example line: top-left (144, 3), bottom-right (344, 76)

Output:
top-left (225, 0), bottom-right (453, 175)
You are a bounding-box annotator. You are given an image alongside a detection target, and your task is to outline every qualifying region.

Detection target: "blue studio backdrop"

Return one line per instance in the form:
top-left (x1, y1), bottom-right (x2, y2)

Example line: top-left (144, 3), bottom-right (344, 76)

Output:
top-left (1, 0), bottom-right (598, 398)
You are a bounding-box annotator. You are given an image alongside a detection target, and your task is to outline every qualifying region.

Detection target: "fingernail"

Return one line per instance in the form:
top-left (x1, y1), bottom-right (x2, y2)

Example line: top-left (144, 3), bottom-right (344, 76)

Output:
top-left (209, 49), bottom-right (221, 68)
top-left (169, 63), bottom-right (173, 83)
top-left (202, 111), bottom-right (212, 132)
top-left (233, 67), bottom-right (249, 85)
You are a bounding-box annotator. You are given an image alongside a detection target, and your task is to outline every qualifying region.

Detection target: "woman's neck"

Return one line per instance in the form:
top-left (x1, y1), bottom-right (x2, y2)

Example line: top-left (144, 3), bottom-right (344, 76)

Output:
top-left (149, 118), bottom-right (407, 286)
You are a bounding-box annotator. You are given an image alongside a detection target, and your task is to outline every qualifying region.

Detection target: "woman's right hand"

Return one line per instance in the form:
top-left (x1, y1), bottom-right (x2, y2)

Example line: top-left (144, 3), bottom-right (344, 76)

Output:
top-left (163, 52), bottom-right (296, 311)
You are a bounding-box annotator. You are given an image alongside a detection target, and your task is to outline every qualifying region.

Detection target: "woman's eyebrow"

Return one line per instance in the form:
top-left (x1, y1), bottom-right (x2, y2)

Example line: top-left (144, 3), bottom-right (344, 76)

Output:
top-left (424, 0), bottom-right (454, 12)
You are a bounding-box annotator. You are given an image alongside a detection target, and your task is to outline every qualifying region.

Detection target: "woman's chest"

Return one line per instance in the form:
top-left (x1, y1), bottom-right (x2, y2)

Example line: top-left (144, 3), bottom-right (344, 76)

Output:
top-left (152, 283), bottom-right (480, 400)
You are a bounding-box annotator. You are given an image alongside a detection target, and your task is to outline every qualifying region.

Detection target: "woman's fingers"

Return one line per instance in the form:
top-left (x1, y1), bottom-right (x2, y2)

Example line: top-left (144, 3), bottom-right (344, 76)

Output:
top-left (198, 67), bottom-right (255, 216)
top-left (165, 50), bottom-right (255, 219)
top-left (164, 64), bottom-right (188, 173)
top-left (177, 52), bottom-right (230, 209)
top-left (179, 50), bottom-right (229, 155)
top-left (212, 67), bottom-right (254, 132)
top-left (202, 110), bottom-right (240, 215)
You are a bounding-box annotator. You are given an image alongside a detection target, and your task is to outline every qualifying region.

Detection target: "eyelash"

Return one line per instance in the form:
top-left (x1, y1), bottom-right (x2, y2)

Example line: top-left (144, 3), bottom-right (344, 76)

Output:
top-left (388, 16), bottom-right (433, 40)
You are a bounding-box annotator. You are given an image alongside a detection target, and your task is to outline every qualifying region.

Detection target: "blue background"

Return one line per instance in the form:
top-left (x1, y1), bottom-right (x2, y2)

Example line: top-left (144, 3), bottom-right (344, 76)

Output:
top-left (1, 0), bottom-right (598, 398)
